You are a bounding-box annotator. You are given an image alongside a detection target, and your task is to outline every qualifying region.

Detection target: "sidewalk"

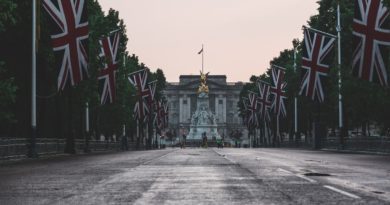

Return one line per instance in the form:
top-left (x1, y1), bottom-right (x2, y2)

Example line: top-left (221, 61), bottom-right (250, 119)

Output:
top-left (321, 148), bottom-right (390, 156)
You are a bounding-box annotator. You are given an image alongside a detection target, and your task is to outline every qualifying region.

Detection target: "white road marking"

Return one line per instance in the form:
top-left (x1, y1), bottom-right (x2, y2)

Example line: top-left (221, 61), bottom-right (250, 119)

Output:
top-left (142, 149), bottom-right (178, 165)
top-left (324, 185), bottom-right (361, 199)
top-left (277, 168), bottom-right (293, 174)
top-left (213, 149), bottom-right (237, 164)
top-left (296, 174), bottom-right (317, 183)
top-left (278, 168), bottom-right (317, 183)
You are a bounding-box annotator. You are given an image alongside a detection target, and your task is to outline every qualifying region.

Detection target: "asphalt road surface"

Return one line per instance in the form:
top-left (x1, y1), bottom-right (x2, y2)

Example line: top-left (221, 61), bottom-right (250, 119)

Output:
top-left (0, 148), bottom-right (389, 205)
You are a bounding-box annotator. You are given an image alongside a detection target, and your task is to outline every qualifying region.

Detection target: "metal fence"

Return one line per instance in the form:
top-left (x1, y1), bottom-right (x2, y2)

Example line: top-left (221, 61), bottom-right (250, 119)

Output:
top-left (278, 135), bottom-right (390, 153)
top-left (0, 138), bottom-right (136, 160)
top-left (322, 136), bottom-right (390, 153)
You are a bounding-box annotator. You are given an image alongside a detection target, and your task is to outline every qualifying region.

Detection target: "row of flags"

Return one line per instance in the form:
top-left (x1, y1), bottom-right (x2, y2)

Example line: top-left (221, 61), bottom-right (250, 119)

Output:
top-left (243, 0), bottom-right (390, 129)
top-left (42, 0), bottom-right (168, 129)
top-left (128, 69), bottom-right (169, 129)
top-left (243, 66), bottom-right (287, 129)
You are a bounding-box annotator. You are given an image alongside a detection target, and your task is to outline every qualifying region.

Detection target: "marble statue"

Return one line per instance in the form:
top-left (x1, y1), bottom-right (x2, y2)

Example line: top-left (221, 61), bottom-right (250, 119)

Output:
top-left (188, 71), bottom-right (220, 140)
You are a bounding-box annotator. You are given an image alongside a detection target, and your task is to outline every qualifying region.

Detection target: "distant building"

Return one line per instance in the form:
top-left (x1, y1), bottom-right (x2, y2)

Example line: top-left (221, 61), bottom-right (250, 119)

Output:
top-left (164, 75), bottom-right (246, 139)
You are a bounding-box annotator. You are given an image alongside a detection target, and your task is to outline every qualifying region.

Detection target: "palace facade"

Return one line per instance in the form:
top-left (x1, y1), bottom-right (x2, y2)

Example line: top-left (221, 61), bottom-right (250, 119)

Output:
top-left (164, 75), bottom-right (246, 139)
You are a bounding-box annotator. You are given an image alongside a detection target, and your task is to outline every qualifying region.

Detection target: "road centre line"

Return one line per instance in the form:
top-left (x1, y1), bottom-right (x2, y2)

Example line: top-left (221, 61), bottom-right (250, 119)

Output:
top-left (324, 185), bottom-right (361, 199)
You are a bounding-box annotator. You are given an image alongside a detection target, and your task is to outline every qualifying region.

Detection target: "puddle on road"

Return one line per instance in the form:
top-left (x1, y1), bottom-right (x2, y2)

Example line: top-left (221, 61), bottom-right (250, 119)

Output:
top-left (187, 154), bottom-right (200, 156)
top-left (303, 172), bottom-right (331, 177)
top-left (305, 159), bottom-right (323, 163)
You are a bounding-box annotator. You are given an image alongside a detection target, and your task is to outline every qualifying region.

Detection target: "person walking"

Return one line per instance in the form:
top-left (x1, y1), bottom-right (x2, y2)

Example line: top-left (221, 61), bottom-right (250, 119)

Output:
top-left (182, 134), bottom-right (187, 148)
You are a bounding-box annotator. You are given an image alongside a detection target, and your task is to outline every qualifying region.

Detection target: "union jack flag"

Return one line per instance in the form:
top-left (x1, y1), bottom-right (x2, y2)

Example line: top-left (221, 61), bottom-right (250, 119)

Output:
top-left (353, 0), bottom-right (390, 86)
top-left (43, 0), bottom-right (89, 90)
top-left (257, 81), bottom-right (272, 122)
top-left (155, 100), bottom-right (164, 129)
top-left (270, 65), bottom-right (287, 118)
top-left (247, 92), bottom-right (259, 128)
top-left (147, 80), bottom-right (157, 105)
top-left (98, 30), bottom-right (121, 105)
top-left (128, 69), bottom-right (150, 122)
top-left (300, 27), bottom-right (336, 102)
top-left (162, 102), bottom-right (169, 128)
top-left (133, 99), bottom-right (149, 122)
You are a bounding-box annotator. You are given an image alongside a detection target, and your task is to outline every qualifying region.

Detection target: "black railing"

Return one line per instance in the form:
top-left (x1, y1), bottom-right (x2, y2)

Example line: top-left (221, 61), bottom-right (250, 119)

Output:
top-left (0, 138), bottom-right (137, 160)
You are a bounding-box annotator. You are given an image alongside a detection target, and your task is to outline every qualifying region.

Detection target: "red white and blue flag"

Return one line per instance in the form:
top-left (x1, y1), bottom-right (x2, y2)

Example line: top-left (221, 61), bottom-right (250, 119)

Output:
top-left (247, 92), bottom-right (259, 128)
top-left (147, 80), bottom-right (157, 105)
top-left (128, 69), bottom-right (149, 99)
top-left (300, 27), bottom-right (336, 102)
top-left (270, 65), bottom-right (287, 118)
top-left (155, 100), bottom-right (164, 129)
top-left (133, 99), bottom-right (149, 122)
top-left (43, 0), bottom-right (89, 90)
top-left (128, 69), bottom-right (150, 122)
top-left (353, 0), bottom-right (390, 86)
top-left (162, 102), bottom-right (169, 129)
top-left (257, 81), bottom-right (272, 122)
top-left (98, 30), bottom-right (121, 105)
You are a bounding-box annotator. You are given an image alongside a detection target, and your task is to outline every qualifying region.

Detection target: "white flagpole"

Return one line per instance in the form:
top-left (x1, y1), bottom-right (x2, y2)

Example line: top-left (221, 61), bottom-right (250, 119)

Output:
top-left (202, 44), bottom-right (204, 73)
top-left (137, 120), bottom-right (139, 138)
top-left (86, 102), bottom-right (89, 133)
top-left (277, 115), bottom-right (280, 145)
top-left (337, 3), bottom-right (344, 145)
top-left (123, 54), bottom-right (126, 137)
top-left (249, 129), bottom-right (252, 148)
top-left (84, 102), bottom-right (90, 152)
top-left (29, 0), bottom-right (37, 158)
top-left (146, 122), bottom-right (149, 148)
top-left (293, 46), bottom-right (298, 141)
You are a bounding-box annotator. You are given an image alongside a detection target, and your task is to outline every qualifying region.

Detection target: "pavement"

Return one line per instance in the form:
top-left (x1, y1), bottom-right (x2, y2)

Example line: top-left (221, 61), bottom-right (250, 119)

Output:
top-left (0, 148), bottom-right (389, 204)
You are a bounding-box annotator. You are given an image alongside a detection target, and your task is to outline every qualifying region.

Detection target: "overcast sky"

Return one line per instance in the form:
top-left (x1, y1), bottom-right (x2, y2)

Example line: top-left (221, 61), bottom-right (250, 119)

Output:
top-left (98, 0), bottom-right (319, 82)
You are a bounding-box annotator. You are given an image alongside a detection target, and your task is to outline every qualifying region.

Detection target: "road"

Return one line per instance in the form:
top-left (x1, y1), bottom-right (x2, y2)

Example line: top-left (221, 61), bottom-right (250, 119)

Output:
top-left (0, 148), bottom-right (389, 205)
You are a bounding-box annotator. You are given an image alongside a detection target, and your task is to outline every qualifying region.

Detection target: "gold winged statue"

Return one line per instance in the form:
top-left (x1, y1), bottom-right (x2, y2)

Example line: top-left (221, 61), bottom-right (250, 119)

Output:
top-left (198, 71), bottom-right (209, 94)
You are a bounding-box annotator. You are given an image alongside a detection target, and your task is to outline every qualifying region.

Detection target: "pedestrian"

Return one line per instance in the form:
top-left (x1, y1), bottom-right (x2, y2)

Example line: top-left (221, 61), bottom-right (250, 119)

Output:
top-left (201, 133), bottom-right (205, 148)
top-left (217, 138), bottom-right (222, 149)
top-left (221, 135), bottom-right (224, 149)
top-left (202, 132), bottom-right (207, 148)
top-left (182, 134), bottom-right (187, 148)
top-left (204, 133), bottom-right (208, 148)
top-left (121, 134), bottom-right (128, 151)
top-left (387, 128), bottom-right (390, 138)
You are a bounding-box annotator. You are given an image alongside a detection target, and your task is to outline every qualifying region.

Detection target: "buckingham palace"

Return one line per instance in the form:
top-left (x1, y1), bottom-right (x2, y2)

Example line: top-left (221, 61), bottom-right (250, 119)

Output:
top-left (164, 75), bottom-right (246, 140)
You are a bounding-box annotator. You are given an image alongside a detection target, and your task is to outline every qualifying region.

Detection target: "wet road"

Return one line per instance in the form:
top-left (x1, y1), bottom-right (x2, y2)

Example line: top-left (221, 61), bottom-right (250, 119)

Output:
top-left (0, 148), bottom-right (389, 204)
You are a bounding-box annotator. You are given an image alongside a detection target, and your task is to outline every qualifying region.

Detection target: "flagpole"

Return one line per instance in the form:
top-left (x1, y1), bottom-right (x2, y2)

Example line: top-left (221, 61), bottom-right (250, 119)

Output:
top-left (277, 115), bottom-right (280, 146)
top-left (123, 54), bottom-right (126, 138)
top-left (202, 44), bottom-right (204, 73)
top-left (84, 102), bottom-right (90, 152)
top-left (293, 45), bottom-right (298, 142)
top-left (337, 2), bottom-right (344, 148)
top-left (137, 120), bottom-right (139, 148)
top-left (29, 0), bottom-right (37, 158)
